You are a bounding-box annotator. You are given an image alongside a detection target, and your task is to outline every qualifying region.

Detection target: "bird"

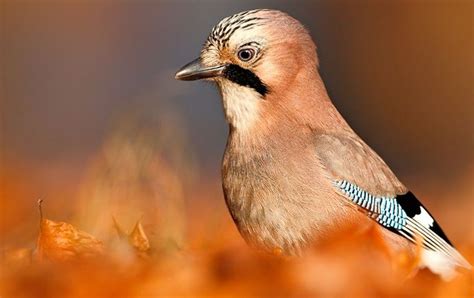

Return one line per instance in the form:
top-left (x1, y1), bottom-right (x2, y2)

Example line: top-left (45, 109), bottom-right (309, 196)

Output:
top-left (175, 9), bottom-right (471, 279)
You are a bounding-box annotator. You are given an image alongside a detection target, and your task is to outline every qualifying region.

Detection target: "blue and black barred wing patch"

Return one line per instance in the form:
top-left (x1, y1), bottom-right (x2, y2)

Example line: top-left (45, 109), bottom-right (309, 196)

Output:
top-left (333, 180), bottom-right (470, 267)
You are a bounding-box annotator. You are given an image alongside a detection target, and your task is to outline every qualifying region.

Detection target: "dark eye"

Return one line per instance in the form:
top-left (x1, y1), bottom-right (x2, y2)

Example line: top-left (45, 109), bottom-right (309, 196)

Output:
top-left (237, 48), bottom-right (255, 61)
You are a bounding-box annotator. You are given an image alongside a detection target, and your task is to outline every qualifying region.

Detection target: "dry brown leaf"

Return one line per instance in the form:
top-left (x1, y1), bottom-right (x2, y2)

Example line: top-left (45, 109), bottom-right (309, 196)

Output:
top-left (35, 200), bottom-right (104, 261)
top-left (129, 221), bottom-right (150, 252)
top-left (113, 218), bottom-right (151, 253)
top-left (112, 216), bottom-right (128, 239)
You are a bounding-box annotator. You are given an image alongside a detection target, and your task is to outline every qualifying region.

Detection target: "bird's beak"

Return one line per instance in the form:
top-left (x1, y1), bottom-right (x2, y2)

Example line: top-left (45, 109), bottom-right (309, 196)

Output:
top-left (175, 58), bottom-right (226, 81)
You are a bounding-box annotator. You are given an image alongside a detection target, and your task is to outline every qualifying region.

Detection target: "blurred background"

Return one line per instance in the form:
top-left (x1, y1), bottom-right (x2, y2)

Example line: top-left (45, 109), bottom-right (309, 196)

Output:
top-left (0, 1), bottom-right (473, 296)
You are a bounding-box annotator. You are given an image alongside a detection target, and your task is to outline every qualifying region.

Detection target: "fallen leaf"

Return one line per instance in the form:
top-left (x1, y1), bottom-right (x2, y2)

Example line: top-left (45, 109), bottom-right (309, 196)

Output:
top-left (35, 200), bottom-right (104, 261)
top-left (112, 216), bottom-right (128, 239)
top-left (129, 221), bottom-right (150, 252)
top-left (113, 217), bottom-right (151, 254)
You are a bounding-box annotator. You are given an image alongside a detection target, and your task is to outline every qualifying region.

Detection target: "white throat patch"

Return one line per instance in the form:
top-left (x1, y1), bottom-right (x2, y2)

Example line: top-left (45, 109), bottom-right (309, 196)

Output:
top-left (219, 80), bottom-right (262, 131)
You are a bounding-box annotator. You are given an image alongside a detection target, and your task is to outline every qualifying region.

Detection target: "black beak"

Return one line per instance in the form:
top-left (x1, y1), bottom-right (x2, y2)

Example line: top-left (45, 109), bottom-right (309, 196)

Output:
top-left (175, 58), bottom-right (226, 81)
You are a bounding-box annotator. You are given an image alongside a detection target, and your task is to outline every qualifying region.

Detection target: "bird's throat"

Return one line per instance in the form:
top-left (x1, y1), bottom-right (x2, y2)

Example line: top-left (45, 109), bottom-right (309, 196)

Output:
top-left (219, 80), bottom-right (263, 133)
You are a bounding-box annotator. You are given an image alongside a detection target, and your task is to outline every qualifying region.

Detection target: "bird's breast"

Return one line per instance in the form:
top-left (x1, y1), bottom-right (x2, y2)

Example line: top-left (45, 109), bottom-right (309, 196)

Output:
top-left (221, 138), bottom-right (361, 255)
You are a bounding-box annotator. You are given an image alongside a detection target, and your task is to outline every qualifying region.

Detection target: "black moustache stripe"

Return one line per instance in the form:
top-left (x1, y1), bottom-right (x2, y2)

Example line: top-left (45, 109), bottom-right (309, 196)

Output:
top-left (223, 64), bottom-right (268, 96)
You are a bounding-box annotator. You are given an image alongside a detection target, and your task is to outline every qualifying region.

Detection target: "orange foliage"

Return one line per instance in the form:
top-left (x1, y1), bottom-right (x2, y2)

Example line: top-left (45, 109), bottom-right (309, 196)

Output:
top-left (0, 196), bottom-right (472, 297)
top-left (1, 122), bottom-right (473, 297)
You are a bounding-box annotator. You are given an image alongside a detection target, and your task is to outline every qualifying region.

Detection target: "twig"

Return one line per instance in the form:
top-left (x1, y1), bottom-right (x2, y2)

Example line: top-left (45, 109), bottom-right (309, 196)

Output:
top-left (38, 199), bottom-right (44, 222)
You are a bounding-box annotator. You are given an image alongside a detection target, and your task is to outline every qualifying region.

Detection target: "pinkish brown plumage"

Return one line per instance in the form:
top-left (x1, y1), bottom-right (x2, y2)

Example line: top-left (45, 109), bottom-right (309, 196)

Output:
top-left (175, 9), bottom-right (471, 279)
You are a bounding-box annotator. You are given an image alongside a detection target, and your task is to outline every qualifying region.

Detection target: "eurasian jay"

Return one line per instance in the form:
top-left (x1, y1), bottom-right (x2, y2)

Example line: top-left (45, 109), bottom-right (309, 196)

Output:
top-left (175, 9), bottom-right (471, 279)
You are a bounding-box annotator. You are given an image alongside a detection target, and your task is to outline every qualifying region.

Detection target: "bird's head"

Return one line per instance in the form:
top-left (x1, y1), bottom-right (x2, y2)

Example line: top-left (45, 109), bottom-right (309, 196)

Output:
top-left (175, 9), bottom-right (324, 132)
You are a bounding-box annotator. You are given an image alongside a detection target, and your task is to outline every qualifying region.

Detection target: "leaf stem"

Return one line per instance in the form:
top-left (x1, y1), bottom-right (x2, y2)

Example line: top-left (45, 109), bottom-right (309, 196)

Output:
top-left (38, 199), bottom-right (44, 222)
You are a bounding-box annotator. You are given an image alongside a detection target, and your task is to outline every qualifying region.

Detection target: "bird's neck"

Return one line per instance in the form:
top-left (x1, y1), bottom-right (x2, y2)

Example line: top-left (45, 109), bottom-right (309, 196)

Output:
top-left (280, 70), bottom-right (351, 133)
top-left (220, 69), bottom-right (352, 148)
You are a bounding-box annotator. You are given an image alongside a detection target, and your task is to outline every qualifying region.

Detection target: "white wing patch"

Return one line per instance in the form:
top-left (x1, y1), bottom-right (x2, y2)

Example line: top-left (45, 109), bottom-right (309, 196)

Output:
top-left (413, 207), bottom-right (434, 228)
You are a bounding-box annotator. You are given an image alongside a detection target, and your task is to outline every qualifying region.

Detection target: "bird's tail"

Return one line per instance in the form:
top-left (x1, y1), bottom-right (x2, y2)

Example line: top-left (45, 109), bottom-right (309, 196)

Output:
top-left (419, 247), bottom-right (472, 280)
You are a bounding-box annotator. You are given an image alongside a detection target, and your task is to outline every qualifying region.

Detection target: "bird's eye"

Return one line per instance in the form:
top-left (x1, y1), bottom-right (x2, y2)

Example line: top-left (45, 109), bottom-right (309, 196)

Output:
top-left (237, 48), bottom-right (255, 62)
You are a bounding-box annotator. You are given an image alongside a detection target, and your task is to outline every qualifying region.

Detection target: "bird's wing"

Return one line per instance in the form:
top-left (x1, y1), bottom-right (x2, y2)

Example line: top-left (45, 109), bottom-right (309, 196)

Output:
top-left (314, 133), bottom-right (471, 271)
